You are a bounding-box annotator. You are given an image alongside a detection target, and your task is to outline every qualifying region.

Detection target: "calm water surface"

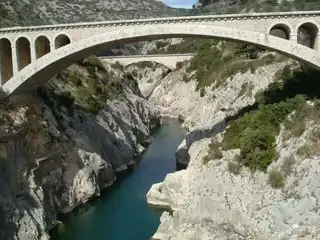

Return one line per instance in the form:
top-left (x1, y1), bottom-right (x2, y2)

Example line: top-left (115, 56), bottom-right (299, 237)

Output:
top-left (52, 118), bottom-right (186, 240)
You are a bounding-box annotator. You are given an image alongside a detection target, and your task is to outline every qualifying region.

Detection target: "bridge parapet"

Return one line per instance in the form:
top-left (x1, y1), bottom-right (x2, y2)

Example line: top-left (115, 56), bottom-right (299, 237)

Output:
top-left (99, 54), bottom-right (195, 69)
top-left (1, 10), bottom-right (320, 97)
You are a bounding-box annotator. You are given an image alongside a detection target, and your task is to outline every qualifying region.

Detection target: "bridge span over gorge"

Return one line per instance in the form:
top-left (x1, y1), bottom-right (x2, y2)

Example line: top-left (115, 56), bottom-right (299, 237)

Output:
top-left (100, 54), bottom-right (195, 70)
top-left (1, 10), bottom-right (320, 99)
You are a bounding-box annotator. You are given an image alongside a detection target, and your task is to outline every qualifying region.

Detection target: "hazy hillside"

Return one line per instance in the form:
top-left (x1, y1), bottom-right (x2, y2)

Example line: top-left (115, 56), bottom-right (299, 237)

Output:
top-left (0, 0), bottom-right (186, 28)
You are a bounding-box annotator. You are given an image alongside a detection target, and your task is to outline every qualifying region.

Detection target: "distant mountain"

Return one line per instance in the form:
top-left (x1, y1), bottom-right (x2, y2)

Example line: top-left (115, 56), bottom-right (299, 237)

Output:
top-left (0, 0), bottom-right (186, 28)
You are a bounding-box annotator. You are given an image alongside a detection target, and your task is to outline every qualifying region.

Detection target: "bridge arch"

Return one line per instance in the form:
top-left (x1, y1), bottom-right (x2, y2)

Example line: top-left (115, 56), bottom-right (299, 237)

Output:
top-left (268, 22), bottom-right (292, 40)
top-left (15, 36), bottom-right (31, 71)
top-left (296, 21), bottom-right (319, 49)
top-left (54, 33), bottom-right (71, 49)
top-left (35, 35), bottom-right (51, 59)
top-left (0, 38), bottom-right (13, 85)
top-left (3, 24), bottom-right (320, 97)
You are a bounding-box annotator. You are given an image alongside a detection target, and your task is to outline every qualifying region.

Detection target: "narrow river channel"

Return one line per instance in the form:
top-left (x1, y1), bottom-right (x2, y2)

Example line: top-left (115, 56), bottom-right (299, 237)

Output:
top-left (52, 118), bottom-right (186, 240)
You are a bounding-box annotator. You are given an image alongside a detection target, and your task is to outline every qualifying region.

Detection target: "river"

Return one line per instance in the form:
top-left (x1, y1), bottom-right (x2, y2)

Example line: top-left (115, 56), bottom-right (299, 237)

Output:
top-left (52, 118), bottom-right (186, 240)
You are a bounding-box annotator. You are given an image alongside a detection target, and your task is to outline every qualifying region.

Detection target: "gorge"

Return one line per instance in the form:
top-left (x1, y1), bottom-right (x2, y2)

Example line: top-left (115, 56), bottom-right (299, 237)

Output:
top-left (1, 0), bottom-right (320, 240)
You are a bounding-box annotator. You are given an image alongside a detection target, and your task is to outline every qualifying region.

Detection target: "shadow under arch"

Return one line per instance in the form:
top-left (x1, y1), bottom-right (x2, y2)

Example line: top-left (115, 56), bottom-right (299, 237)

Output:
top-left (3, 24), bottom-right (320, 98)
top-left (269, 23), bottom-right (292, 40)
top-left (16, 36), bottom-right (31, 71)
top-left (35, 35), bottom-right (51, 59)
top-left (297, 21), bottom-right (319, 49)
top-left (55, 34), bottom-right (71, 49)
top-left (0, 38), bottom-right (13, 85)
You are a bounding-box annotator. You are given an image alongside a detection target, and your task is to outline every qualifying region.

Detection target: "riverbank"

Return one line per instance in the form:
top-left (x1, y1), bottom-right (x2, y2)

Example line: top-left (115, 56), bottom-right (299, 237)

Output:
top-left (51, 118), bottom-right (186, 240)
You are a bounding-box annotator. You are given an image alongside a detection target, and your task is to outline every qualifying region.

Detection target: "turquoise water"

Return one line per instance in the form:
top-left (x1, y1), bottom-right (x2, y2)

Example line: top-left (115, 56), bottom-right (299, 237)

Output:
top-left (52, 118), bottom-right (186, 240)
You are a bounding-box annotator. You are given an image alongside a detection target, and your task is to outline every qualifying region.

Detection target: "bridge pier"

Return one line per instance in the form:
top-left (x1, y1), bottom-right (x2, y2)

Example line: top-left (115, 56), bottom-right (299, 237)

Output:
top-left (11, 46), bottom-right (18, 80)
top-left (290, 34), bottom-right (298, 42)
top-left (30, 44), bottom-right (36, 63)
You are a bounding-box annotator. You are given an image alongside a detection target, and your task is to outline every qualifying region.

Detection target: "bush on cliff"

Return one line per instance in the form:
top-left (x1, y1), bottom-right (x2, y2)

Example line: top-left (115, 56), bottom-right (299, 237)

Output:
top-left (223, 95), bottom-right (306, 172)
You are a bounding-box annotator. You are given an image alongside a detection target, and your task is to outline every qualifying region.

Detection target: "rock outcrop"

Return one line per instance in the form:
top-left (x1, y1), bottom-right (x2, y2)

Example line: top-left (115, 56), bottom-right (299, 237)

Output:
top-left (125, 62), bottom-right (170, 98)
top-left (147, 40), bottom-right (320, 239)
top-left (0, 60), bottom-right (160, 240)
top-left (147, 122), bottom-right (320, 239)
top-left (149, 54), bottom-right (291, 130)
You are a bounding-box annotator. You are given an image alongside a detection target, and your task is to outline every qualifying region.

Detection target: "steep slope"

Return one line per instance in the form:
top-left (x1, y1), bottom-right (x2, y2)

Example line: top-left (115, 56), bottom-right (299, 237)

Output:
top-left (147, 67), bottom-right (320, 239)
top-left (0, 57), bottom-right (160, 240)
top-left (145, 27), bottom-right (320, 238)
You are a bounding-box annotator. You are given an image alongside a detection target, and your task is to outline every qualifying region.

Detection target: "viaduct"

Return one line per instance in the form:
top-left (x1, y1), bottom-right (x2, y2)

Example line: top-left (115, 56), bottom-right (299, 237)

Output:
top-left (1, 11), bottom-right (320, 98)
top-left (99, 54), bottom-right (195, 70)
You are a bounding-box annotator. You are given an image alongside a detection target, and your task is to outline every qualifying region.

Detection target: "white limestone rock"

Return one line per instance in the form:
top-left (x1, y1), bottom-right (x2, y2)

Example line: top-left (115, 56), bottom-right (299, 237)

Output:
top-left (149, 60), bottom-right (290, 130)
top-left (0, 68), bottom-right (160, 239)
top-left (148, 122), bottom-right (320, 240)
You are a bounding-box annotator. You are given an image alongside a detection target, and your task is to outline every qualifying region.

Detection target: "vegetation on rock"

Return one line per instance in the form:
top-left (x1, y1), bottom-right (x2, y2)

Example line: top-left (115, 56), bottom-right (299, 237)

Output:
top-left (39, 56), bottom-right (133, 114)
top-left (205, 64), bottom-right (320, 174)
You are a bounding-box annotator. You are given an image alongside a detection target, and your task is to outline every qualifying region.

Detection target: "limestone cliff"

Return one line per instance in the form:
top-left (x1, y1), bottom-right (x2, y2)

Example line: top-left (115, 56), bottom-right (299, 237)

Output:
top-left (146, 38), bottom-right (320, 239)
top-left (0, 58), bottom-right (160, 240)
top-left (147, 125), bottom-right (320, 239)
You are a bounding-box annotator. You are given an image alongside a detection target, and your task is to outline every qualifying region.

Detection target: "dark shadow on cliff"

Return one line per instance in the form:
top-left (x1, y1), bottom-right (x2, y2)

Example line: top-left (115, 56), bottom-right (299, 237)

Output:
top-left (186, 65), bottom-right (320, 151)
top-left (226, 65), bottom-right (320, 127)
top-left (255, 65), bottom-right (320, 105)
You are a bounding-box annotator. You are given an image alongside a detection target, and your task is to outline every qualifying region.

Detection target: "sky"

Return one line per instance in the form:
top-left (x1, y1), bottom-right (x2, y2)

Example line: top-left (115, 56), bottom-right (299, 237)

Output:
top-left (162, 0), bottom-right (197, 9)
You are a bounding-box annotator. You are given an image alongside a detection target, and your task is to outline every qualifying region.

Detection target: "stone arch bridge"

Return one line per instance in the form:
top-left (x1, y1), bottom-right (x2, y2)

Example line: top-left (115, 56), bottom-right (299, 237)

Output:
top-left (1, 11), bottom-right (320, 98)
top-left (100, 54), bottom-right (195, 70)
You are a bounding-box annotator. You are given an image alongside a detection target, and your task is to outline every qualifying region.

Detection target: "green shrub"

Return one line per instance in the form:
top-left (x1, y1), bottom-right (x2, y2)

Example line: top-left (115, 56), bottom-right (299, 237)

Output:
top-left (200, 88), bottom-right (205, 97)
top-left (176, 61), bottom-right (183, 69)
top-left (74, 86), bottom-right (90, 102)
top-left (268, 169), bottom-right (285, 189)
top-left (228, 161), bottom-right (241, 175)
top-left (182, 73), bottom-right (189, 82)
top-left (156, 41), bottom-right (168, 49)
top-left (203, 139), bottom-right (222, 165)
top-left (81, 56), bottom-right (106, 72)
top-left (131, 69), bottom-right (138, 78)
top-left (87, 78), bottom-right (98, 95)
top-left (87, 66), bottom-right (96, 75)
top-left (69, 72), bottom-right (82, 86)
top-left (135, 62), bottom-right (154, 69)
top-left (111, 62), bottom-right (124, 71)
top-left (223, 96), bottom-right (306, 172)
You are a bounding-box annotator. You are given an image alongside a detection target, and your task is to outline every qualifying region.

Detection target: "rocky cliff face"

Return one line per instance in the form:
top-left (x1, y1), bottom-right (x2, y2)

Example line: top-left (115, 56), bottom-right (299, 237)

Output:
top-left (146, 37), bottom-right (320, 239)
top-left (149, 52), bottom-right (291, 130)
top-left (147, 127), bottom-right (320, 239)
top-left (125, 62), bottom-right (171, 98)
top-left (0, 58), bottom-right (160, 240)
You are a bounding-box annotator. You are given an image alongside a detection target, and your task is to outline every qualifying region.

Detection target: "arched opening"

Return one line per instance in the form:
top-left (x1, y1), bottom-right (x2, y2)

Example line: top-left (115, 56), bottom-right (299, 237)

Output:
top-left (35, 36), bottom-right (50, 59)
top-left (0, 38), bottom-right (13, 84)
top-left (16, 37), bottom-right (31, 71)
top-left (297, 22), bottom-right (319, 49)
top-left (4, 24), bottom-right (320, 97)
top-left (269, 23), bottom-right (291, 40)
top-left (55, 34), bottom-right (71, 49)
